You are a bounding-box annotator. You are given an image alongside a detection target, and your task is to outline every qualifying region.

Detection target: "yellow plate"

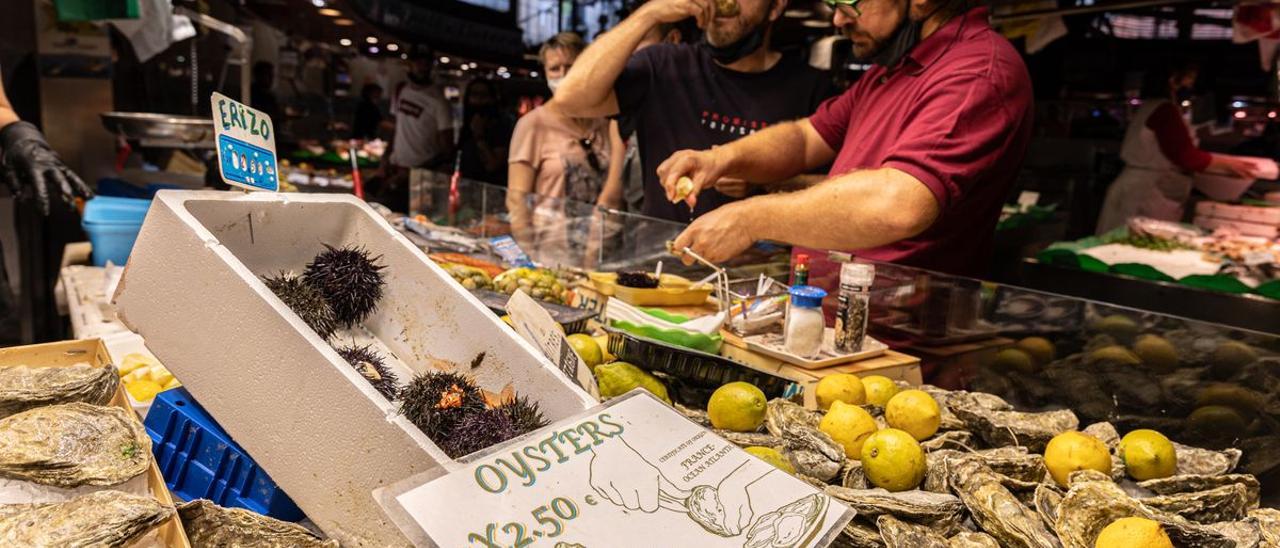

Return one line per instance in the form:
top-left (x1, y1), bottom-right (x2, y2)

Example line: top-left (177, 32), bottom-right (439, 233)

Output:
top-left (588, 272), bottom-right (714, 306)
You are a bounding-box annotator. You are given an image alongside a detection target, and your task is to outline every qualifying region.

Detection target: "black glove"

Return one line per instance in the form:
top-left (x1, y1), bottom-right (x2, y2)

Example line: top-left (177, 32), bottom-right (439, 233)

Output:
top-left (1, 121), bottom-right (93, 215)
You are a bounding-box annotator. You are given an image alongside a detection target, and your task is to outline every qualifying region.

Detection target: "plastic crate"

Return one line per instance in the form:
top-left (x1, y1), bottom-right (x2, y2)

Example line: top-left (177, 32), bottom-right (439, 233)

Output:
top-left (83, 196), bottom-right (151, 266)
top-left (143, 388), bottom-right (305, 522)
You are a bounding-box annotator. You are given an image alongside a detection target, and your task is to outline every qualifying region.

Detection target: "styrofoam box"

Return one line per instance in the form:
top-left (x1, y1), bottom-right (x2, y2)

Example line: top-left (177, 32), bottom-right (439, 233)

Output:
top-left (1194, 201), bottom-right (1280, 226)
top-left (112, 191), bottom-right (596, 546)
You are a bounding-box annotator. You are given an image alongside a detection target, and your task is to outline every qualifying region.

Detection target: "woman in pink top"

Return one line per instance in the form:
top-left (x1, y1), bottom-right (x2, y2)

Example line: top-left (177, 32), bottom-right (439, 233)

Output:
top-left (507, 33), bottom-right (625, 265)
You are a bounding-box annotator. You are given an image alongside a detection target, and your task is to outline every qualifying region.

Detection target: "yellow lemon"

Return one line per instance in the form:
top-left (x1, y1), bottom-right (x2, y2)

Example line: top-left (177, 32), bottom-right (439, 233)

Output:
top-left (1119, 429), bottom-right (1177, 481)
top-left (744, 446), bottom-right (795, 474)
top-left (819, 401), bottom-right (878, 459)
top-left (1086, 345), bottom-right (1142, 366)
top-left (990, 348), bottom-right (1037, 374)
top-left (861, 375), bottom-right (900, 407)
top-left (566, 333), bottom-right (604, 370)
top-left (1132, 335), bottom-right (1179, 372)
top-left (126, 380), bottom-right (164, 403)
top-left (1015, 337), bottom-right (1056, 365)
top-left (1044, 431), bottom-right (1112, 487)
top-left (1186, 405), bottom-right (1248, 441)
top-left (860, 429), bottom-right (927, 492)
top-left (594, 362), bottom-right (671, 404)
top-left (1094, 517), bottom-right (1173, 548)
top-left (815, 373), bottom-right (866, 410)
top-left (707, 382), bottom-right (768, 432)
top-left (593, 334), bottom-right (616, 363)
top-left (884, 390), bottom-right (941, 441)
top-left (1210, 341), bottom-right (1257, 378)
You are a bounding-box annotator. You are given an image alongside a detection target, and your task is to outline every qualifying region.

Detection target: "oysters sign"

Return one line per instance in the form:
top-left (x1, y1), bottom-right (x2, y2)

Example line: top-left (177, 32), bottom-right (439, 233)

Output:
top-left (211, 92), bottom-right (278, 192)
top-left (382, 391), bottom-right (853, 548)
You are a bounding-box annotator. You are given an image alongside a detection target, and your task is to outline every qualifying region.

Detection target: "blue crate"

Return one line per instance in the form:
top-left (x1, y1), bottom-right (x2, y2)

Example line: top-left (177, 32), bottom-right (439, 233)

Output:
top-left (82, 196), bottom-right (151, 266)
top-left (143, 388), bottom-right (305, 521)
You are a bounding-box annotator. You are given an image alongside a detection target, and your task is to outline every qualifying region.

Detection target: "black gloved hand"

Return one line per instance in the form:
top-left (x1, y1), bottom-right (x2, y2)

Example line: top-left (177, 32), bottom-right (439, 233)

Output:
top-left (1, 121), bottom-right (93, 216)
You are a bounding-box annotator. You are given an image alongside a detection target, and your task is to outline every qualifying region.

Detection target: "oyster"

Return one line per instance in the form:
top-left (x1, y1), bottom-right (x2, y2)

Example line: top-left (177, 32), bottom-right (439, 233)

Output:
top-left (0, 363), bottom-right (119, 419)
top-left (950, 403), bottom-right (1077, 452)
top-left (1053, 479), bottom-right (1233, 548)
top-left (841, 459), bottom-right (868, 489)
top-left (1173, 442), bottom-right (1241, 476)
top-left (1138, 474), bottom-right (1260, 509)
top-left (1033, 484), bottom-right (1063, 531)
top-left (765, 399), bottom-right (821, 436)
top-left (717, 430), bottom-right (783, 448)
top-left (769, 400), bottom-right (843, 481)
top-left (921, 430), bottom-right (975, 452)
top-left (1081, 422), bottom-right (1125, 481)
top-left (832, 520), bottom-right (885, 548)
top-left (0, 402), bottom-right (150, 487)
top-left (974, 447), bottom-right (1046, 483)
top-left (178, 499), bottom-right (338, 547)
top-left (675, 403), bottom-right (711, 427)
top-left (823, 486), bottom-right (964, 526)
top-left (1206, 519), bottom-right (1262, 548)
top-left (0, 490), bottom-right (171, 547)
top-left (1249, 508), bottom-right (1280, 545)
top-left (876, 515), bottom-right (949, 548)
top-left (948, 531), bottom-right (1001, 548)
top-left (743, 493), bottom-right (828, 548)
top-left (1141, 484), bottom-right (1250, 524)
top-left (1067, 469), bottom-right (1112, 486)
top-left (947, 456), bottom-right (1060, 548)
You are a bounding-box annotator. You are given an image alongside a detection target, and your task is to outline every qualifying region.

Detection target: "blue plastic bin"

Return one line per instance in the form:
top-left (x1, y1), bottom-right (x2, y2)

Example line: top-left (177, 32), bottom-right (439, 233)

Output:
top-left (82, 196), bottom-right (150, 266)
top-left (143, 388), bottom-right (305, 521)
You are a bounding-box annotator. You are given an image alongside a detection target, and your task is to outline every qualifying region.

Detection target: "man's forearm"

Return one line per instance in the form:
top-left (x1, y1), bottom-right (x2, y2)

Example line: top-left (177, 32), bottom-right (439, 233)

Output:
top-left (741, 168), bottom-right (939, 251)
top-left (552, 9), bottom-right (658, 117)
top-left (0, 81), bottom-right (19, 129)
top-left (724, 121), bottom-right (828, 185)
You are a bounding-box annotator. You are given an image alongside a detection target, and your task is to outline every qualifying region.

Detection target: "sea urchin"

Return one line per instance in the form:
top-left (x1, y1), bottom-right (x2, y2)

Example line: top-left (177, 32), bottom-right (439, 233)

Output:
top-left (398, 371), bottom-right (487, 440)
top-left (303, 244), bottom-right (386, 327)
top-left (498, 395), bottom-right (549, 434)
top-left (439, 408), bottom-right (522, 458)
top-left (333, 344), bottom-right (400, 400)
top-left (261, 273), bottom-right (338, 340)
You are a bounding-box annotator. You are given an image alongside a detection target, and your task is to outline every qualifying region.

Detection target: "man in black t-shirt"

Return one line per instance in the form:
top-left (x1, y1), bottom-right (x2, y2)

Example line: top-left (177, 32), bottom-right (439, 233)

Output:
top-left (553, 0), bottom-right (831, 223)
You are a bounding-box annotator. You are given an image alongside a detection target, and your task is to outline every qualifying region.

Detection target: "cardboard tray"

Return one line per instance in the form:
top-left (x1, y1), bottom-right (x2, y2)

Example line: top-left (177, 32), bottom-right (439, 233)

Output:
top-left (588, 272), bottom-right (714, 306)
top-left (0, 338), bottom-right (191, 548)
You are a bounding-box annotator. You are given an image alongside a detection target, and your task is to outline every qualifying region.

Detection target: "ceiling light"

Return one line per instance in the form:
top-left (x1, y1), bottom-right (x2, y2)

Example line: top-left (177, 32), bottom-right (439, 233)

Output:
top-left (501, 72), bottom-right (511, 79)
top-left (802, 19), bottom-right (831, 28)
top-left (440, 56), bottom-right (450, 64)
top-left (498, 66), bottom-right (508, 72)
top-left (339, 38), bottom-right (352, 46)
top-left (530, 71), bottom-right (539, 78)
top-left (386, 43), bottom-right (399, 52)
top-left (1232, 100), bottom-right (1246, 108)
top-left (1234, 110), bottom-right (1247, 119)
top-left (461, 65), bottom-right (469, 71)
top-left (334, 18), bottom-right (354, 26)
top-left (366, 36), bottom-right (378, 44)
top-left (318, 8), bottom-right (341, 16)
top-left (311, 0), bottom-right (325, 7)
top-left (400, 53), bottom-right (408, 60)
top-left (1270, 111), bottom-right (1277, 119)
top-left (1180, 100), bottom-right (1191, 107)
top-left (469, 62), bottom-right (478, 69)
top-left (369, 46), bottom-right (379, 54)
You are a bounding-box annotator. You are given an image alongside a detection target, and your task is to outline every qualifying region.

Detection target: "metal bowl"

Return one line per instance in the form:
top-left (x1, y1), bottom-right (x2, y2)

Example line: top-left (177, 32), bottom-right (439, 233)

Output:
top-left (100, 112), bottom-right (215, 148)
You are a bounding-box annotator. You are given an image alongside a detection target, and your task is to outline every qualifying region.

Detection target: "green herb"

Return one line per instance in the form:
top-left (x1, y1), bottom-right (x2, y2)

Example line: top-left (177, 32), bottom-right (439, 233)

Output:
top-left (1109, 234), bottom-right (1196, 252)
top-left (121, 442), bottom-right (139, 459)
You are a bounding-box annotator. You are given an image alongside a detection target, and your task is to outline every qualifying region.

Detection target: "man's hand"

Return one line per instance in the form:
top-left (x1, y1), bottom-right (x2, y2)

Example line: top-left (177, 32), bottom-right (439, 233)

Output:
top-left (589, 438), bottom-right (688, 513)
top-left (656, 147), bottom-right (733, 209)
top-left (1, 121), bottom-right (92, 216)
top-left (670, 199), bottom-right (756, 264)
top-left (637, 0), bottom-right (715, 28)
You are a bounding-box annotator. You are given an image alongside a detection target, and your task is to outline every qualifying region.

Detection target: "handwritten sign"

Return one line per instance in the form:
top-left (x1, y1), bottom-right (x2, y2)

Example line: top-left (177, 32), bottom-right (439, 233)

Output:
top-left (387, 391), bottom-right (852, 548)
top-left (505, 290), bottom-right (599, 399)
top-left (211, 92), bottom-right (278, 192)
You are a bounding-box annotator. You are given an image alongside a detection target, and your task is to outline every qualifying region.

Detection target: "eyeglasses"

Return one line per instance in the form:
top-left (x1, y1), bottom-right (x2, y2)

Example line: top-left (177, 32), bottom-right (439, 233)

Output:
top-left (823, 0), bottom-right (863, 16)
top-left (578, 138), bottom-right (602, 173)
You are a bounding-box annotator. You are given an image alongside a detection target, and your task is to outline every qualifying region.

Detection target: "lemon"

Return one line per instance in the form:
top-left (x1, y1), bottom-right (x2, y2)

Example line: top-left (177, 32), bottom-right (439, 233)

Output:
top-left (815, 373), bottom-right (866, 410)
top-left (1210, 341), bottom-right (1257, 378)
top-left (1094, 315), bottom-right (1139, 341)
top-left (861, 375), bottom-right (899, 407)
top-left (860, 429), bottom-right (927, 492)
top-left (819, 400), bottom-right (879, 459)
top-left (1119, 429), bottom-right (1177, 481)
top-left (744, 446), bottom-right (795, 474)
top-left (708, 382), bottom-right (768, 432)
top-left (1044, 431), bottom-right (1112, 487)
top-left (1016, 337), bottom-right (1056, 365)
top-left (594, 362), bottom-right (671, 404)
top-left (1132, 335), bottom-right (1179, 372)
top-left (990, 348), bottom-right (1037, 374)
top-left (593, 334), bottom-right (616, 363)
top-left (1086, 345), bottom-right (1142, 366)
top-left (1186, 405), bottom-right (1247, 441)
top-left (126, 380), bottom-right (164, 403)
top-left (1195, 384), bottom-right (1264, 419)
top-left (567, 333), bottom-right (604, 370)
top-left (884, 390), bottom-right (941, 441)
top-left (1095, 517), bottom-right (1173, 548)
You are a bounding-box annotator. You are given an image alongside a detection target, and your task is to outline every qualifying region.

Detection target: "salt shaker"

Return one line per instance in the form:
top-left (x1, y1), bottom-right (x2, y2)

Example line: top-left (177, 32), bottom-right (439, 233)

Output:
top-left (785, 285), bottom-right (827, 358)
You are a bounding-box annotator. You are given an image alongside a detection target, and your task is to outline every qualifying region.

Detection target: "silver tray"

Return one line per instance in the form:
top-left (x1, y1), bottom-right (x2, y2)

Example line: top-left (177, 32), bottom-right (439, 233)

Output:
top-left (100, 112), bottom-right (215, 149)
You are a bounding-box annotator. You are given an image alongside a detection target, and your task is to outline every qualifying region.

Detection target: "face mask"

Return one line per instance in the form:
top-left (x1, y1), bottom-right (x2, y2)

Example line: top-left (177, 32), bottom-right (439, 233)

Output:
top-left (702, 19), bottom-right (769, 64)
top-left (872, 3), bottom-right (923, 68)
top-left (547, 77), bottom-right (564, 94)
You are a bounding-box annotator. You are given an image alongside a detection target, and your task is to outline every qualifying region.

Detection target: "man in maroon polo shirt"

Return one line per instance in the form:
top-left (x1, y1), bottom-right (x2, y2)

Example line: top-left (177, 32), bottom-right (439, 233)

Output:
top-left (658, 0), bottom-right (1033, 278)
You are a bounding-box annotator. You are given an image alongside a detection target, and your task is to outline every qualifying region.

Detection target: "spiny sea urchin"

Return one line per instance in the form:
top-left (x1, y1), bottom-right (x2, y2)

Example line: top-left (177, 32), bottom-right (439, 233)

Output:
top-left (333, 344), bottom-right (399, 400)
top-left (498, 395), bottom-right (549, 434)
top-left (439, 408), bottom-right (522, 458)
top-left (261, 273), bottom-right (338, 340)
top-left (303, 244), bottom-right (386, 327)
top-left (398, 371), bottom-right (487, 440)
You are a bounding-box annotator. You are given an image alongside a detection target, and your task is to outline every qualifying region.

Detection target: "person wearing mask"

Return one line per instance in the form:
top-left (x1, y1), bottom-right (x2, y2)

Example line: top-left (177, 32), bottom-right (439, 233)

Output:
top-left (652, 0), bottom-right (1035, 281)
top-left (458, 79), bottom-right (515, 186)
top-left (379, 50), bottom-right (454, 212)
top-left (1096, 62), bottom-right (1263, 234)
top-left (618, 9), bottom-right (691, 213)
top-left (507, 33), bottom-right (625, 266)
top-left (352, 83), bottom-right (384, 141)
top-left (552, 0), bottom-right (832, 223)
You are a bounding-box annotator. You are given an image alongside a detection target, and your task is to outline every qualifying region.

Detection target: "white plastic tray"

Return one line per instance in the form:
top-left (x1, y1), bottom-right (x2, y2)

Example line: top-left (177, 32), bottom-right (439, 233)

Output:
top-left (744, 328), bottom-right (888, 369)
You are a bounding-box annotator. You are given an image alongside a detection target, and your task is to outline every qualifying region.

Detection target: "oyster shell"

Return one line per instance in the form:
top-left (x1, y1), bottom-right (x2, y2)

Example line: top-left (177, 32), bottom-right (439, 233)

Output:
top-left (974, 447), bottom-right (1046, 483)
top-left (769, 400), bottom-right (843, 481)
top-left (823, 486), bottom-right (964, 526)
top-left (0, 490), bottom-right (171, 547)
top-left (1140, 484), bottom-right (1250, 524)
top-left (950, 403), bottom-right (1078, 452)
top-left (1081, 422), bottom-right (1125, 481)
top-left (0, 402), bottom-right (150, 487)
top-left (876, 515), bottom-right (949, 548)
top-left (841, 460), bottom-right (868, 489)
top-left (1066, 469), bottom-right (1112, 486)
top-left (1249, 508), bottom-right (1280, 545)
top-left (1138, 474), bottom-right (1260, 509)
top-left (921, 430), bottom-right (975, 452)
top-left (717, 430), bottom-right (783, 448)
top-left (1053, 479), bottom-right (1233, 548)
top-left (1033, 484), bottom-right (1063, 531)
top-left (766, 399), bottom-right (821, 436)
top-left (948, 531), bottom-right (1001, 548)
top-left (675, 403), bottom-right (711, 427)
top-left (947, 456), bottom-right (1060, 548)
top-left (0, 363), bottom-right (119, 419)
top-left (831, 520), bottom-right (885, 548)
top-left (1173, 442), bottom-right (1241, 476)
top-left (178, 500), bottom-right (337, 547)
top-left (743, 493), bottom-right (828, 548)
top-left (1206, 519), bottom-right (1262, 548)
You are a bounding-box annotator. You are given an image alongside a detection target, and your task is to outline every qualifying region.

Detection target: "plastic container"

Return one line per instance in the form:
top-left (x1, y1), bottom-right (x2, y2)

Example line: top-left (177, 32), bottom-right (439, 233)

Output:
top-left (143, 387), bottom-right (305, 522)
top-left (834, 263), bottom-right (875, 352)
top-left (785, 286), bottom-right (827, 358)
top-left (83, 195), bottom-right (151, 223)
top-left (588, 271), bottom-right (714, 306)
top-left (82, 196), bottom-right (151, 266)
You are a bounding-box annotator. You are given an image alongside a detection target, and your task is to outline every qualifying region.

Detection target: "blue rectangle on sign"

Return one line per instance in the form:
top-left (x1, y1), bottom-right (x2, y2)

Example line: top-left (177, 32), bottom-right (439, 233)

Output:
top-left (218, 134), bottom-right (279, 192)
